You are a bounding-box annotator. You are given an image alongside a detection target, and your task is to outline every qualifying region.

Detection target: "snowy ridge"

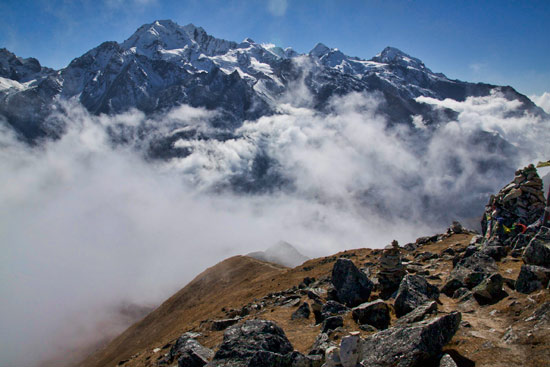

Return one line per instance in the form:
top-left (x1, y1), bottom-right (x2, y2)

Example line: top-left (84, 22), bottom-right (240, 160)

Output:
top-left (0, 19), bottom-right (544, 142)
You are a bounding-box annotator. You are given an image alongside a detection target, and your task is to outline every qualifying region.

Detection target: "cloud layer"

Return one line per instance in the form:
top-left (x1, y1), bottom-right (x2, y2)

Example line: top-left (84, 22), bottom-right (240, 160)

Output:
top-left (1, 89), bottom-right (549, 366)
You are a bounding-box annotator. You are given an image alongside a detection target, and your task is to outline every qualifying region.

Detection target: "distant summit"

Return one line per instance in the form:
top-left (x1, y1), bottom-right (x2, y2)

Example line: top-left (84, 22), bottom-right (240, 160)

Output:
top-left (247, 241), bottom-right (309, 267)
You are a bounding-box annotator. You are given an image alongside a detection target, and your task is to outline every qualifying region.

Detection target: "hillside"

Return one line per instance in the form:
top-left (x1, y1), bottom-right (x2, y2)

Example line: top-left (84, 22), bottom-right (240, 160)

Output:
top-left (79, 229), bottom-right (550, 367)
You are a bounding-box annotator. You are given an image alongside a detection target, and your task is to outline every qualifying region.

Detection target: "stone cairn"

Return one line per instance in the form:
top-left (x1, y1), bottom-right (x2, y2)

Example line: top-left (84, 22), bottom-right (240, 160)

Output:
top-left (482, 164), bottom-right (546, 242)
top-left (377, 240), bottom-right (406, 299)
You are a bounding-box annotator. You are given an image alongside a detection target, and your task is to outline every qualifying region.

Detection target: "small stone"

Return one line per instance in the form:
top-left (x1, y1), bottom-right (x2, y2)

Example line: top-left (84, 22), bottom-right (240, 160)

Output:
top-left (339, 334), bottom-right (360, 367)
top-left (291, 302), bottom-right (311, 320)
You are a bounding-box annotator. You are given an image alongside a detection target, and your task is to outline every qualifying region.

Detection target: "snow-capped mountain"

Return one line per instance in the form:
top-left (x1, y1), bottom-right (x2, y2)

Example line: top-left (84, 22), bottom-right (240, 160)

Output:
top-left (0, 19), bottom-right (543, 143)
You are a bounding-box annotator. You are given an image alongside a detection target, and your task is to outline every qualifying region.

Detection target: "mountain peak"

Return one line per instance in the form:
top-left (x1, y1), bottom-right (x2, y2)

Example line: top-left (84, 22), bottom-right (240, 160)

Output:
top-left (309, 43), bottom-right (332, 58)
top-left (121, 20), bottom-right (235, 57)
top-left (371, 46), bottom-right (425, 68)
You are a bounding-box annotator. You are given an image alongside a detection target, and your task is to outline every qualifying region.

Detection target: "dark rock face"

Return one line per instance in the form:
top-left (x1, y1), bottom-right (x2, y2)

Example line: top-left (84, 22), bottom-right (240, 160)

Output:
top-left (164, 332), bottom-right (214, 367)
top-left (481, 244), bottom-right (508, 261)
top-left (211, 317), bottom-right (240, 331)
top-left (291, 302), bottom-right (311, 320)
top-left (523, 227), bottom-right (550, 267)
top-left (308, 333), bottom-right (334, 356)
top-left (357, 312), bottom-right (461, 367)
top-left (321, 316), bottom-right (344, 333)
top-left (394, 274), bottom-right (439, 317)
top-left (351, 300), bottom-right (391, 330)
top-left (331, 258), bottom-right (374, 307)
top-left (321, 300), bottom-right (349, 317)
top-left (209, 320), bottom-right (293, 367)
top-left (449, 252), bottom-right (498, 289)
top-left (472, 273), bottom-right (506, 305)
top-left (395, 301), bottom-right (438, 325)
top-left (515, 264), bottom-right (550, 294)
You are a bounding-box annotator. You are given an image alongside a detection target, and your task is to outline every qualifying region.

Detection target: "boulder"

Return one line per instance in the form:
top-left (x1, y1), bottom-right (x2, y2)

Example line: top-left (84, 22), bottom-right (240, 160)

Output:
top-left (439, 354), bottom-right (458, 367)
top-left (331, 258), bottom-right (374, 307)
top-left (177, 339), bottom-right (214, 367)
top-left (323, 346), bottom-right (341, 367)
top-left (351, 300), bottom-right (390, 330)
top-left (441, 278), bottom-right (464, 297)
top-left (321, 300), bottom-right (349, 317)
top-left (321, 316), bottom-right (344, 333)
top-left (291, 302), bottom-right (311, 320)
top-left (339, 333), bottom-right (360, 367)
top-left (480, 245), bottom-right (507, 261)
top-left (165, 332), bottom-right (214, 367)
top-left (449, 252), bottom-right (497, 289)
top-left (515, 264), bottom-right (550, 294)
top-left (357, 312), bottom-right (462, 367)
top-left (209, 320), bottom-right (293, 367)
top-left (394, 274), bottom-right (439, 318)
top-left (472, 273), bottom-right (506, 305)
top-left (522, 227), bottom-right (550, 267)
top-left (211, 317), bottom-right (240, 331)
top-left (395, 301), bottom-right (437, 325)
top-left (308, 333), bottom-right (334, 356)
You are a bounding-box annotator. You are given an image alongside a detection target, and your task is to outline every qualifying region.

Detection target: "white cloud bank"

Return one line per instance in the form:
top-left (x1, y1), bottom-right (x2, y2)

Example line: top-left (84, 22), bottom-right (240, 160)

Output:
top-left (1, 89), bottom-right (549, 366)
top-left (530, 91), bottom-right (550, 114)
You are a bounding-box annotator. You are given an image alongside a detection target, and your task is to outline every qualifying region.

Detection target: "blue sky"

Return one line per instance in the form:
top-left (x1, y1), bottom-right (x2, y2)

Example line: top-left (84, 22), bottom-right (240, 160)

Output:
top-left (1, 0), bottom-right (549, 95)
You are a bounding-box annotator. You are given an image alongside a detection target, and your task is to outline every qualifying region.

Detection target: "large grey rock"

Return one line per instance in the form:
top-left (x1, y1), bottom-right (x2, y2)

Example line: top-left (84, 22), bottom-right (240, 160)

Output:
top-left (308, 333), bottom-right (335, 356)
top-left (523, 227), bottom-right (550, 267)
top-left (331, 258), bottom-right (374, 307)
top-left (209, 320), bottom-right (293, 367)
top-left (211, 317), bottom-right (240, 331)
top-left (472, 273), bottom-right (506, 305)
top-left (321, 316), bottom-right (344, 333)
top-left (165, 332), bottom-right (214, 367)
top-left (245, 350), bottom-right (321, 367)
top-left (321, 300), bottom-right (349, 316)
top-left (449, 252), bottom-right (498, 289)
top-left (339, 333), bottom-right (360, 367)
top-left (351, 300), bottom-right (390, 330)
top-left (394, 274), bottom-right (439, 318)
top-left (515, 264), bottom-right (550, 294)
top-left (177, 339), bottom-right (215, 367)
top-left (357, 312), bottom-right (462, 367)
top-left (395, 301), bottom-right (438, 325)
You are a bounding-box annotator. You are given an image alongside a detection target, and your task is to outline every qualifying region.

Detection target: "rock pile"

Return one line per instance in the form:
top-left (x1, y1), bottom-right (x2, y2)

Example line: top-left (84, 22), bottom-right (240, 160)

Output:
top-left (377, 240), bottom-right (406, 299)
top-left (482, 164), bottom-right (546, 241)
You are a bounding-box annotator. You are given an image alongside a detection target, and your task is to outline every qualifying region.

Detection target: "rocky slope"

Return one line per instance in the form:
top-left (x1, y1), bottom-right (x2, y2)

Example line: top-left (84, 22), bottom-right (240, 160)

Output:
top-left (78, 166), bottom-right (550, 367)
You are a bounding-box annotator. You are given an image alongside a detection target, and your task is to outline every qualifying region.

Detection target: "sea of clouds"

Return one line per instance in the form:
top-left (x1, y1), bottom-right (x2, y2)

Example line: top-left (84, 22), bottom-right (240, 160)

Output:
top-left (1, 87), bottom-right (549, 366)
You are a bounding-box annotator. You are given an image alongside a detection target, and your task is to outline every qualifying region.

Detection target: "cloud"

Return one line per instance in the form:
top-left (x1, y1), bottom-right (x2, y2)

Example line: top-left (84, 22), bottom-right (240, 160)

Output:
top-left (530, 91), bottom-right (550, 114)
top-left (1, 86), bottom-right (549, 366)
top-left (268, 0), bottom-right (288, 16)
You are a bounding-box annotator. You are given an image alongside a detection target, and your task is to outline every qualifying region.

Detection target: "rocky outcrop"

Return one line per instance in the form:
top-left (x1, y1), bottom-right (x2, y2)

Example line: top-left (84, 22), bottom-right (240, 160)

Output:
top-left (331, 259), bottom-right (374, 307)
top-left (522, 227), bottom-right (550, 267)
top-left (161, 332), bottom-right (214, 367)
top-left (356, 312), bottom-right (461, 367)
top-left (351, 300), bottom-right (390, 330)
top-left (394, 274), bottom-right (439, 317)
top-left (443, 252), bottom-right (498, 296)
top-left (208, 320), bottom-right (293, 367)
top-left (472, 273), bottom-right (506, 305)
top-left (515, 264), bottom-right (550, 293)
top-left (395, 300), bottom-right (438, 325)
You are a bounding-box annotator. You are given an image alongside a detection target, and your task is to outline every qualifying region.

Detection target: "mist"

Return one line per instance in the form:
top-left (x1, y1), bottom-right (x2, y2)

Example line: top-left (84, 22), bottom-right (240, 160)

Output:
top-left (1, 89), bottom-right (549, 366)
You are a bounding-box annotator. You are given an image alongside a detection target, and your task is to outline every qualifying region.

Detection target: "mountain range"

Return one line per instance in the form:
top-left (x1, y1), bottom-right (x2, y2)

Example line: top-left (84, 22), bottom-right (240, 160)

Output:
top-left (0, 19), bottom-right (544, 143)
